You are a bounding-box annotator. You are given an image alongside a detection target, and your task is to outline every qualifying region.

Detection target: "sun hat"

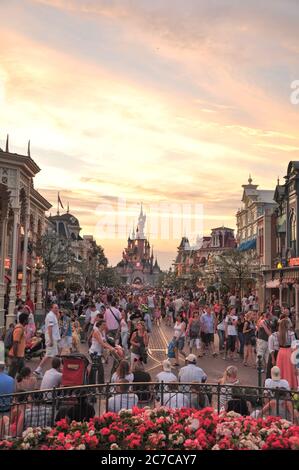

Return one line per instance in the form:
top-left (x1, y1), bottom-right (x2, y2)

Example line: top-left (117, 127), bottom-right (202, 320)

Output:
top-left (186, 353), bottom-right (197, 363)
top-left (162, 360), bottom-right (173, 372)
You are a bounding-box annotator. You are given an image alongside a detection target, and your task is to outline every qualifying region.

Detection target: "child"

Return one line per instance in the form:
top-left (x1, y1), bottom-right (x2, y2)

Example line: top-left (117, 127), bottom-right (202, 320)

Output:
top-left (72, 319), bottom-right (81, 352)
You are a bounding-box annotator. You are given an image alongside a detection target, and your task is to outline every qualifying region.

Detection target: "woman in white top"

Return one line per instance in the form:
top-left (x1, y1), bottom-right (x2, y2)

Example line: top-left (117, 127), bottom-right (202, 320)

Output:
top-left (173, 316), bottom-right (186, 366)
top-left (111, 359), bottom-right (134, 384)
top-left (89, 320), bottom-right (117, 385)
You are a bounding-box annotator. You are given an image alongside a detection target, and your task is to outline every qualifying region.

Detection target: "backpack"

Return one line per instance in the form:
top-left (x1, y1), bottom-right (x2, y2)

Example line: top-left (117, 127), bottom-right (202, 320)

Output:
top-left (4, 328), bottom-right (14, 349)
top-left (4, 325), bottom-right (23, 350)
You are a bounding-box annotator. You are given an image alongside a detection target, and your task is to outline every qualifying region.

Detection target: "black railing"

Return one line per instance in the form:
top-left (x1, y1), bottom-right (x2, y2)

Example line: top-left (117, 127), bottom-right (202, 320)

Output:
top-left (0, 382), bottom-right (298, 439)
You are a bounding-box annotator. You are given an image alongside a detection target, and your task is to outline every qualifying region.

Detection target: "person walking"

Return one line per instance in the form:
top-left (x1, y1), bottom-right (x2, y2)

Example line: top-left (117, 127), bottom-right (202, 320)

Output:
top-left (243, 311), bottom-right (256, 367)
top-left (34, 304), bottom-right (61, 378)
top-left (186, 311), bottom-right (201, 354)
top-left (173, 315), bottom-right (186, 366)
top-left (130, 321), bottom-right (149, 367)
top-left (8, 313), bottom-right (29, 378)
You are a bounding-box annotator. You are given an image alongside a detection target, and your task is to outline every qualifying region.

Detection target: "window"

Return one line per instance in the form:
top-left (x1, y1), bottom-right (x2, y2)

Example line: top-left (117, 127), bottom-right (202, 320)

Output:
top-left (290, 210), bottom-right (296, 253)
top-left (259, 228), bottom-right (264, 256)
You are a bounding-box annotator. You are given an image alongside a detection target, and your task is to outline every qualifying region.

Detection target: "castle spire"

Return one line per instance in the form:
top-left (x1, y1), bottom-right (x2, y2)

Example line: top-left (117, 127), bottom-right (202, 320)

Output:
top-left (248, 174), bottom-right (253, 185)
top-left (277, 176), bottom-right (280, 186)
top-left (27, 140), bottom-right (31, 157)
top-left (5, 134), bottom-right (9, 153)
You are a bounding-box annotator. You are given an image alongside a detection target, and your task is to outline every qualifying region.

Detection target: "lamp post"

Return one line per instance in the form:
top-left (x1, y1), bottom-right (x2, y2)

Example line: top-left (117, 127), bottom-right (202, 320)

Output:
top-left (33, 256), bottom-right (45, 326)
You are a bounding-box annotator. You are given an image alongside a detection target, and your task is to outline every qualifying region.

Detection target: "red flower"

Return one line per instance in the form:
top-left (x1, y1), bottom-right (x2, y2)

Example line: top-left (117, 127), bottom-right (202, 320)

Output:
top-left (108, 434), bottom-right (117, 443)
top-left (100, 427), bottom-right (111, 436)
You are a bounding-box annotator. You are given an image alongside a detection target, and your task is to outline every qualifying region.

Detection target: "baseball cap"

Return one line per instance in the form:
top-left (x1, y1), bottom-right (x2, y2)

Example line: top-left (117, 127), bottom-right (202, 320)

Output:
top-left (271, 366), bottom-right (281, 381)
top-left (186, 353), bottom-right (197, 363)
top-left (162, 360), bottom-right (172, 372)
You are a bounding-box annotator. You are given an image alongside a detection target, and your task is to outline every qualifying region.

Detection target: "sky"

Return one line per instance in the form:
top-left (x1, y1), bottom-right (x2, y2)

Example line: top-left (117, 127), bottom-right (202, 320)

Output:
top-left (1, 0), bottom-right (299, 269)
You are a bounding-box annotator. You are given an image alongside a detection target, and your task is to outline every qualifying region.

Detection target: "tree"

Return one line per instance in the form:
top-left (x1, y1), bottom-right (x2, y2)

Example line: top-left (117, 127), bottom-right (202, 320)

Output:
top-left (214, 249), bottom-right (258, 293)
top-left (97, 267), bottom-right (122, 287)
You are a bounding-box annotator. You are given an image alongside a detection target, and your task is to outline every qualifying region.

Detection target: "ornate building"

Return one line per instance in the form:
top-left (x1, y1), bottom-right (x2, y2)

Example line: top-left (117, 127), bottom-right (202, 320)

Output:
top-left (47, 210), bottom-right (107, 290)
top-left (174, 227), bottom-right (236, 286)
top-left (236, 175), bottom-right (277, 303)
top-left (263, 161), bottom-right (299, 331)
top-left (0, 136), bottom-right (51, 328)
top-left (116, 206), bottom-right (161, 286)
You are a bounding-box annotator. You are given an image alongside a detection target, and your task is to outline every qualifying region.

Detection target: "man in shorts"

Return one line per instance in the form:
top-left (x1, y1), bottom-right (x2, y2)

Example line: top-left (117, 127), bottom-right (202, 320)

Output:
top-left (34, 304), bottom-right (61, 378)
top-left (199, 307), bottom-right (217, 357)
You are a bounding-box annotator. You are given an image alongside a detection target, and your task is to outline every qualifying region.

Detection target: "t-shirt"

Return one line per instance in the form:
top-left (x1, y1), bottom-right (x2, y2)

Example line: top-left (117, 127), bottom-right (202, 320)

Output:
top-left (178, 364), bottom-right (207, 383)
top-left (0, 372), bottom-right (15, 412)
top-left (225, 315), bottom-right (238, 336)
top-left (104, 307), bottom-right (121, 331)
top-left (163, 392), bottom-right (190, 409)
top-left (264, 378), bottom-right (290, 390)
top-left (156, 371), bottom-right (177, 383)
top-left (229, 295), bottom-right (236, 307)
top-left (200, 313), bottom-right (214, 334)
top-left (45, 311), bottom-right (61, 343)
top-left (147, 296), bottom-right (155, 308)
top-left (90, 310), bottom-right (100, 325)
top-left (40, 368), bottom-right (62, 390)
top-left (108, 393), bottom-right (138, 412)
top-left (9, 324), bottom-right (26, 358)
top-left (174, 298), bottom-right (183, 314)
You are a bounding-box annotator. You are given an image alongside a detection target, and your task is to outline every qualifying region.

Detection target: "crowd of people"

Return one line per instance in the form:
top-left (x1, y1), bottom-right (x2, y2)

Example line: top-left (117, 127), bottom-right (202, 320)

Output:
top-left (1, 286), bottom-right (299, 435)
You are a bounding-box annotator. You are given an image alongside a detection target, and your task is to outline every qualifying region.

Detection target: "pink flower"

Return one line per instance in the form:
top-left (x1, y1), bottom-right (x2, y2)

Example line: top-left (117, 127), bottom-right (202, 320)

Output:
top-left (100, 427), bottom-right (111, 436)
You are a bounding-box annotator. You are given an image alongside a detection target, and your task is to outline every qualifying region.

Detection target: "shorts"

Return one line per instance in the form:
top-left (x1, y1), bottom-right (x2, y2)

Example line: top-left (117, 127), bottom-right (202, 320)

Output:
top-left (245, 335), bottom-right (256, 346)
top-left (226, 335), bottom-right (237, 352)
top-left (201, 333), bottom-right (214, 346)
top-left (174, 337), bottom-right (185, 351)
top-left (45, 340), bottom-right (59, 357)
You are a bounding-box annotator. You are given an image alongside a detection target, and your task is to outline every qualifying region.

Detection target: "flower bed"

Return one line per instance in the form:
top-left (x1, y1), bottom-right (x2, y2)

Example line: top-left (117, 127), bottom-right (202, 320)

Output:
top-left (1, 407), bottom-right (299, 450)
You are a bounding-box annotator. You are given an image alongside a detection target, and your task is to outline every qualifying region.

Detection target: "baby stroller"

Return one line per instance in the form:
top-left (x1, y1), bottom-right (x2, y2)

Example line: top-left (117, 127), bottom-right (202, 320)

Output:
top-left (60, 353), bottom-right (91, 387)
top-left (25, 331), bottom-right (45, 361)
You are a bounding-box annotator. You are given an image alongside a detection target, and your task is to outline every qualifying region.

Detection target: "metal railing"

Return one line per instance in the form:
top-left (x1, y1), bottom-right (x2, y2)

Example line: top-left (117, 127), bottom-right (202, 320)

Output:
top-left (0, 382), bottom-right (298, 439)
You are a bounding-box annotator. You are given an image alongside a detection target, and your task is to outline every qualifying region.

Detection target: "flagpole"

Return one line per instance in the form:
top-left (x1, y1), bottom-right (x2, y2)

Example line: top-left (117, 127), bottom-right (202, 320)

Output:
top-left (57, 192), bottom-right (60, 216)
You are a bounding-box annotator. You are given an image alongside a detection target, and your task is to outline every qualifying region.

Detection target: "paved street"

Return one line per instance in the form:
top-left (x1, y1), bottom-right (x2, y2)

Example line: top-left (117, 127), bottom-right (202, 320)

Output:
top-left (147, 322), bottom-right (260, 386)
top-left (29, 320), bottom-right (260, 387)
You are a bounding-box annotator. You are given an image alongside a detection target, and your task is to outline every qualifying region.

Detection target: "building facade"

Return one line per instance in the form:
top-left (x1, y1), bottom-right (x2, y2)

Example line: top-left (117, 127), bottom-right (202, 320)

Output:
top-left (116, 206), bottom-right (161, 286)
top-left (263, 161), bottom-right (299, 331)
top-left (0, 136), bottom-right (51, 328)
top-left (236, 175), bottom-right (277, 303)
top-left (47, 211), bottom-right (107, 290)
top-left (174, 227), bottom-right (236, 287)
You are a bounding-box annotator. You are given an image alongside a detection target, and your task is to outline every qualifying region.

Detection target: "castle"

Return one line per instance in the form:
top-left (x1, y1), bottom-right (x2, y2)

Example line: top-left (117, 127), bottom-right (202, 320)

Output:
top-left (116, 206), bottom-right (161, 286)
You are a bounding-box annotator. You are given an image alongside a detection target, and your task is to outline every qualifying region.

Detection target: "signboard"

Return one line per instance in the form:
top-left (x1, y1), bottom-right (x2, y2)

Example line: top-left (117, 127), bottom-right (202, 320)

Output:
top-left (4, 258), bottom-right (10, 269)
top-left (289, 258), bottom-right (299, 267)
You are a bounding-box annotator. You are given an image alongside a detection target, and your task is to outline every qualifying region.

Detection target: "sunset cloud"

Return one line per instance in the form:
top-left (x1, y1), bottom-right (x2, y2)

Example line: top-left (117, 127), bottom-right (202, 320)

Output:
top-left (1, 0), bottom-right (299, 268)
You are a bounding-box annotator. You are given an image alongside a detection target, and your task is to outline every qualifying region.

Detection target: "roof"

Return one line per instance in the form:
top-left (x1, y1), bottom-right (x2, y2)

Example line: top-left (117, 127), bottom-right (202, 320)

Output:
top-left (256, 190), bottom-right (275, 204)
top-left (287, 161), bottom-right (299, 176)
top-left (48, 212), bottom-right (80, 226)
top-left (211, 227), bottom-right (235, 232)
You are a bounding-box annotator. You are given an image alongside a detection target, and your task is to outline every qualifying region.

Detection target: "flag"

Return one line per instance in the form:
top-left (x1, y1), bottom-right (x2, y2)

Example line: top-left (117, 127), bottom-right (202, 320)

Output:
top-left (58, 192), bottom-right (64, 209)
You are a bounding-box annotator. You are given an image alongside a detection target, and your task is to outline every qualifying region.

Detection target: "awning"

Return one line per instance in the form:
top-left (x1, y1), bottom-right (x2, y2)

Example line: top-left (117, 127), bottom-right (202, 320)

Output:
top-left (266, 279), bottom-right (280, 289)
top-left (238, 238), bottom-right (257, 252)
